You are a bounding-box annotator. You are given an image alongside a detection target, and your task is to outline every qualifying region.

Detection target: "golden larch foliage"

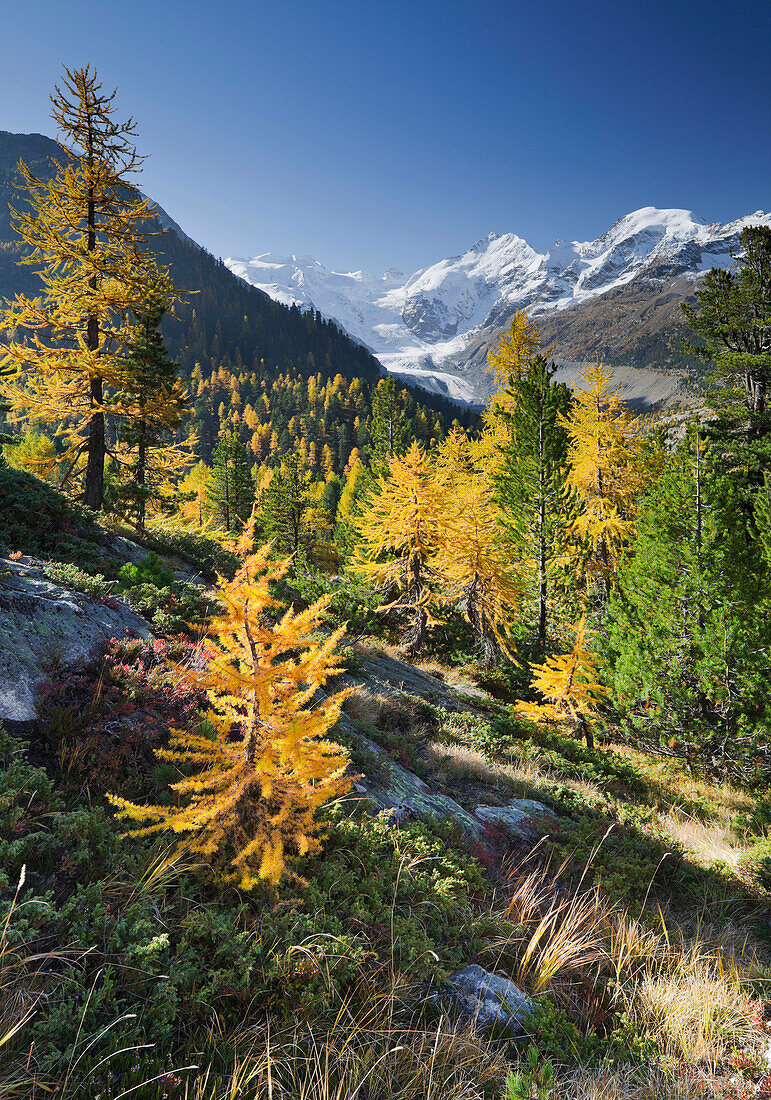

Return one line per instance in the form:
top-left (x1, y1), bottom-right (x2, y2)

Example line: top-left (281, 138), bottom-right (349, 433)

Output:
top-left (0, 65), bottom-right (170, 509)
top-left (353, 439), bottom-right (442, 654)
top-left (109, 521), bottom-right (351, 889)
top-left (561, 362), bottom-right (641, 595)
top-left (516, 619), bottom-right (604, 727)
top-left (433, 428), bottom-right (521, 663)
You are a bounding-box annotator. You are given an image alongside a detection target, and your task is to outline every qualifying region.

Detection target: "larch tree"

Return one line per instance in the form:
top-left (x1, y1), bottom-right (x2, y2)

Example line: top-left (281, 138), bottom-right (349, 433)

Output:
top-left (433, 429), bottom-right (521, 665)
top-left (109, 522), bottom-right (352, 888)
top-left (515, 619), bottom-right (604, 748)
top-left (561, 363), bottom-right (641, 600)
top-left (353, 440), bottom-right (442, 655)
top-left (495, 356), bottom-right (573, 650)
top-left (486, 310), bottom-right (543, 411)
top-left (0, 65), bottom-right (168, 509)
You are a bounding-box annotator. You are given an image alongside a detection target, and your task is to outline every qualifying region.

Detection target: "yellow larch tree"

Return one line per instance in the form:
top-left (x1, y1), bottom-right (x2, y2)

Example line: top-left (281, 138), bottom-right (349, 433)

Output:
top-left (486, 310), bottom-right (544, 414)
top-left (0, 65), bottom-right (170, 509)
top-left (353, 440), bottom-right (442, 656)
top-left (515, 619), bottom-right (604, 747)
top-left (561, 363), bottom-right (642, 598)
top-left (433, 429), bottom-right (521, 665)
top-left (109, 521), bottom-right (351, 888)
top-left (474, 310), bottom-right (547, 480)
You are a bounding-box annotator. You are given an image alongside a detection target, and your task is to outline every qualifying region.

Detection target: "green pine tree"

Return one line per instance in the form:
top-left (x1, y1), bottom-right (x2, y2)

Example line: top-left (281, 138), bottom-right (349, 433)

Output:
top-left (682, 225), bottom-right (771, 436)
top-left (207, 430), bottom-right (254, 532)
top-left (368, 375), bottom-right (409, 472)
top-left (115, 291), bottom-right (188, 530)
top-left (494, 355), bottom-right (573, 650)
top-left (260, 451), bottom-right (312, 558)
top-left (604, 424), bottom-right (771, 779)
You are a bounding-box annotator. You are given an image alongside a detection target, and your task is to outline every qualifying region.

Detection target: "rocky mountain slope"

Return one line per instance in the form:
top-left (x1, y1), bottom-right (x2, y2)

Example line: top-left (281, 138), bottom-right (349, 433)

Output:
top-left (228, 207), bottom-right (771, 405)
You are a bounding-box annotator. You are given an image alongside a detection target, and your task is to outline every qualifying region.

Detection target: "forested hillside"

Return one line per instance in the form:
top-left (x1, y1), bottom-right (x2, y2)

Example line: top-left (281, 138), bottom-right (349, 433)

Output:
top-left (0, 128), bottom-right (473, 478)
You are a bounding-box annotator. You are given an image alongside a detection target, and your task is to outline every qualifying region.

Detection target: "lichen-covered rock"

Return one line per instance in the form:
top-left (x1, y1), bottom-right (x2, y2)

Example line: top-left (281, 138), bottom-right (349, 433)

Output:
top-left (352, 764), bottom-right (484, 840)
top-left (442, 964), bottom-right (536, 1033)
top-left (474, 798), bottom-right (562, 840)
top-left (0, 558), bottom-right (151, 730)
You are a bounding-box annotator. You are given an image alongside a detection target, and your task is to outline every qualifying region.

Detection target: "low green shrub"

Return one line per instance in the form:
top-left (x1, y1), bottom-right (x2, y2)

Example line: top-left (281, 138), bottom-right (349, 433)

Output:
top-left (141, 523), bottom-right (239, 581)
top-left (0, 463), bottom-right (107, 568)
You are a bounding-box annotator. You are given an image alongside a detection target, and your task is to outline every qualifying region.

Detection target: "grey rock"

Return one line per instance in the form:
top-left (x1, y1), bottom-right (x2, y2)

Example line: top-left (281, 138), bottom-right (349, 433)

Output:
top-left (475, 799), bottom-right (561, 840)
top-left (0, 558), bottom-right (151, 729)
top-left (443, 964), bottom-right (536, 1033)
top-left (357, 763), bottom-right (485, 841)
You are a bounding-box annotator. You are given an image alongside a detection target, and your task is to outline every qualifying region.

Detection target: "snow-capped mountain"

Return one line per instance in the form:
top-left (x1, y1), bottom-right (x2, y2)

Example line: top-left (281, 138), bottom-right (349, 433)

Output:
top-left (226, 208), bottom-right (771, 405)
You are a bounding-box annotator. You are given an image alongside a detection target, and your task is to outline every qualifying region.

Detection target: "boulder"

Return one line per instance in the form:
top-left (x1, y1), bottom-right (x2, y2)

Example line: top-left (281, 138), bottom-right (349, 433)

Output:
top-left (442, 964), bottom-right (536, 1033)
top-left (352, 764), bottom-right (485, 841)
top-left (474, 798), bottom-right (562, 841)
top-left (0, 558), bottom-right (151, 730)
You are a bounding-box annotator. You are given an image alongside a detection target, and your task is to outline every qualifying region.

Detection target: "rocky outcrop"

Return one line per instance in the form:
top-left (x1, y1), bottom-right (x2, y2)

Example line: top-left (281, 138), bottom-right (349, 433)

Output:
top-left (0, 558), bottom-right (151, 730)
top-left (440, 965), bottom-right (536, 1033)
top-left (474, 799), bottom-right (562, 841)
top-left (352, 765), bottom-right (484, 841)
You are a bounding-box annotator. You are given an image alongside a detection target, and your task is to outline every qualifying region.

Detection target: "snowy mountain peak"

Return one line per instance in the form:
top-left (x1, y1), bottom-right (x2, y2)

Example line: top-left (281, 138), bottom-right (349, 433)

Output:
top-left (226, 207), bottom-right (771, 405)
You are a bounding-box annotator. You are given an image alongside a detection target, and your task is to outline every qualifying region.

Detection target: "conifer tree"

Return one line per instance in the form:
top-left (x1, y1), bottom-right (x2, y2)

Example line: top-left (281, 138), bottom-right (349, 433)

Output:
top-left (495, 356), bottom-right (573, 649)
top-left (434, 429), bottom-right (521, 665)
top-left (369, 375), bottom-right (409, 471)
top-left (260, 451), bottom-right (312, 559)
top-left (515, 619), bottom-right (604, 747)
top-left (353, 440), bottom-right (441, 655)
top-left (114, 289), bottom-right (190, 529)
top-left (207, 430), bottom-right (254, 532)
top-left (561, 363), bottom-right (641, 599)
top-left (178, 460), bottom-right (211, 528)
top-left (487, 309), bottom-right (543, 396)
top-left (109, 523), bottom-right (351, 888)
top-left (0, 65), bottom-right (168, 509)
top-left (682, 225), bottom-right (771, 429)
top-left (605, 428), bottom-right (771, 775)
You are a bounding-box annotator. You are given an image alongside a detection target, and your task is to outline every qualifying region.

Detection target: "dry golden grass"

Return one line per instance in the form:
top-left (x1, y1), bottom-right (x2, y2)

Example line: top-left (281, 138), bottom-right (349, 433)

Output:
top-left (555, 1065), bottom-right (712, 1099)
top-left (426, 739), bottom-right (606, 804)
top-left (611, 744), bottom-right (753, 817)
top-left (661, 811), bottom-right (743, 870)
top-left (184, 997), bottom-right (509, 1100)
top-left (624, 942), bottom-right (761, 1068)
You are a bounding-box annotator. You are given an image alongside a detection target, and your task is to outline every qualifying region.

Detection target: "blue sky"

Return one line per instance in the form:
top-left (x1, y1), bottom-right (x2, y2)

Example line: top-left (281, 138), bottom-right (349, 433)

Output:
top-left (1, 0), bottom-right (769, 273)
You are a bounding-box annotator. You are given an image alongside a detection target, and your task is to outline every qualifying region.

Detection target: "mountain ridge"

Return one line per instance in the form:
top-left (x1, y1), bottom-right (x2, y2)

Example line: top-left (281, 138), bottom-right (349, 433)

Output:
top-left (227, 206), bottom-right (771, 404)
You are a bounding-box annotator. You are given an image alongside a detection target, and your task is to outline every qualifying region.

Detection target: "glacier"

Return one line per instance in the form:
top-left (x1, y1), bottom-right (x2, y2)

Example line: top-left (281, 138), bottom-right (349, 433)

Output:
top-left (226, 207), bottom-right (771, 405)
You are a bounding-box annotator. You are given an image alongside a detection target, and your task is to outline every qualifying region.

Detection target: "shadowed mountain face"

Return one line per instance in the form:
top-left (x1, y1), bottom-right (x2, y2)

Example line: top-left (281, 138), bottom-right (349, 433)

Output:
top-left (228, 208), bottom-right (771, 406)
top-left (0, 129), bottom-right (385, 389)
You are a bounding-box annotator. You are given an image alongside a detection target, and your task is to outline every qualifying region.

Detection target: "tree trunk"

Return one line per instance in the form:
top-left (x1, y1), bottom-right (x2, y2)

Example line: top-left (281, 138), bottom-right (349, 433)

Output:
top-left (466, 576), bottom-right (500, 667)
top-left (537, 411), bottom-right (547, 650)
top-left (405, 550), bottom-right (427, 657)
top-left (84, 375), bottom-right (104, 510)
top-left (136, 417), bottom-right (147, 531)
top-left (84, 109), bottom-right (105, 511)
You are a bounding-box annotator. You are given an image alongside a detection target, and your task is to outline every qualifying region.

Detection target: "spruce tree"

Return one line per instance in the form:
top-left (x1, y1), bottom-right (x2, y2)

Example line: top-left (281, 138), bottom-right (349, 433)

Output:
top-left (495, 356), bottom-right (573, 649)
top-left (207, 430), bottom-right (254, 532)
top-left (605, 426), bottom-right (771, 777)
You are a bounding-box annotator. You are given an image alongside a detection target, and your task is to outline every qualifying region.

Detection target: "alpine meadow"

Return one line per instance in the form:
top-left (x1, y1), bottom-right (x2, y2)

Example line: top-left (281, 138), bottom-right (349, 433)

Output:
top-left (2, 26), bottom-right (771, 1100)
